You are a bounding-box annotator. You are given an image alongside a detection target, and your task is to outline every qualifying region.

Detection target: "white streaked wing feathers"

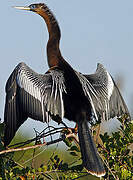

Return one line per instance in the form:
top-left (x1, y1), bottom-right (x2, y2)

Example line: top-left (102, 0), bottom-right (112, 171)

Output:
top-left (16, 63), bottom-right (66, 122)
top-left (76, 63), bottom-right (130, 123)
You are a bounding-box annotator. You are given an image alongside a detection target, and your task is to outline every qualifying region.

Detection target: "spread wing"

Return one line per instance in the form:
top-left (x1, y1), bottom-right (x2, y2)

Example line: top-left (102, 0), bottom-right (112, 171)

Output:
top-left (4, 62), bottom-right (66, 146)
top-left (76, 63), bottom-right (130, 123)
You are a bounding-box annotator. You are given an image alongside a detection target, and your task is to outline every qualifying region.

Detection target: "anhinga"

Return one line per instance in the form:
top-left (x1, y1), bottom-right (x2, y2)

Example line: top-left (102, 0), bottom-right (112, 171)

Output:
top-left (4, 3), bottom-right (130, 177)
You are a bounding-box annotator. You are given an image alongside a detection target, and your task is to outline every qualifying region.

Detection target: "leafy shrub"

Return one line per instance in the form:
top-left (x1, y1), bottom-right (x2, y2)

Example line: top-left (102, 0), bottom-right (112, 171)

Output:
top-left (0, 117), bottom-right (132, 180)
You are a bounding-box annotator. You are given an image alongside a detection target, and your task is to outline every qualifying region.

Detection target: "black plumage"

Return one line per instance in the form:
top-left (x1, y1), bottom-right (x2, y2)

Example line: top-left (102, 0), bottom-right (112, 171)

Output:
top-left (4, 3), bottom-right (130, 177)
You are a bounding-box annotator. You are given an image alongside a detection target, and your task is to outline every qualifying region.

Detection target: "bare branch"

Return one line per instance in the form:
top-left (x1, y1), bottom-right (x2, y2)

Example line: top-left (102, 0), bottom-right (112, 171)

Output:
top-left (8, 126), bottom-right (65, 148)
top-left (0, 137), bottom-right (65, 155)
top-left (0, 127), bottom-right (78, 155)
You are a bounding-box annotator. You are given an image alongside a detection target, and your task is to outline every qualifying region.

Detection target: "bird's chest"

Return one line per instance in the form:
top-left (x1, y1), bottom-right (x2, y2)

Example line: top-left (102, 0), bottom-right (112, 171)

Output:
top-left (63, 78), bottom-right (90, 121)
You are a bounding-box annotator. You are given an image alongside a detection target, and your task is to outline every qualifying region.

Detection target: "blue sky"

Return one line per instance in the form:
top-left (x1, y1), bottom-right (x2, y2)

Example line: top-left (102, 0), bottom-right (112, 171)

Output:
top-left (0, 1), bottom-right (133, 131)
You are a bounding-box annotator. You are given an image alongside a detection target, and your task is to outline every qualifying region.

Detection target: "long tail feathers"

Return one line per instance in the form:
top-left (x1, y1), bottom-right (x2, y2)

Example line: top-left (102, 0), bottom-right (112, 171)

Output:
top-left (77, 119), bottom-right (106, 177)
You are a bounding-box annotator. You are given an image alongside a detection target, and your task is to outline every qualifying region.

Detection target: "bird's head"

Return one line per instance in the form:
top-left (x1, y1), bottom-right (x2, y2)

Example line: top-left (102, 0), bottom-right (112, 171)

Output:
top-left (14, 3), bottom-right (47, 15)
top-left (14, 3), bottom-right (61, 43)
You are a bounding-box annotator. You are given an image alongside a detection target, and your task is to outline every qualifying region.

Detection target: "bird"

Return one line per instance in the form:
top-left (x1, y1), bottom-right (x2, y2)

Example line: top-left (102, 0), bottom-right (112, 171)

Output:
top-left (4, 3), bottom-right (130, 177)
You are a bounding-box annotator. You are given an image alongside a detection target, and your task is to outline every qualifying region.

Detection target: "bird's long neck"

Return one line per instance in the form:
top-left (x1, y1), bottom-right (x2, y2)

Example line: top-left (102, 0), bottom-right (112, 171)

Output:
top-left (38, 5), bottom-right (62, 68)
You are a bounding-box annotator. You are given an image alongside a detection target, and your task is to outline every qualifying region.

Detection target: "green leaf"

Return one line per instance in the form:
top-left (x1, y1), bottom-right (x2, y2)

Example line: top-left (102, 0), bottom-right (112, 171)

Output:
top-left (63, 138), bottom-right (72, 147)
top-left (68, 145), bottom-right (80, 152)
top-left (70, 164), bottom-right (83, 171)
top-left (38, 168), bottom-right (42, 172)
top-left (69, 152), bottom-right (78, 157)
top-left (59, 162), bottom-right (68, 171)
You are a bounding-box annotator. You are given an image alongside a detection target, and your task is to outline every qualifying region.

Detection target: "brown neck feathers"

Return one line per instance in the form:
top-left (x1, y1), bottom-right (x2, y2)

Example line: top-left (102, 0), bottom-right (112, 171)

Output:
top-left (37, 4), bottom-right (62, 68)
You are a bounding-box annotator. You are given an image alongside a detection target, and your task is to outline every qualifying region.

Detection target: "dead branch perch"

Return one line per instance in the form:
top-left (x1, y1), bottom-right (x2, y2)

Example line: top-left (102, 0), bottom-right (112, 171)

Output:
top-left (0, 137), bottom-right (63, 155)
top-left (0, 129), bottom-right (79, 155)
top-left (8, 126), bottom-right (65, 148)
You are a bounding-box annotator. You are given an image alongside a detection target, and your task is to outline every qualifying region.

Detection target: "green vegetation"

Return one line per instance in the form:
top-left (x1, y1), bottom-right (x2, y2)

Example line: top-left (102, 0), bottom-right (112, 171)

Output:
top-left (0, 117), bottom-right (132, 180)
top-left (98, 117), bottom-right (133, 179)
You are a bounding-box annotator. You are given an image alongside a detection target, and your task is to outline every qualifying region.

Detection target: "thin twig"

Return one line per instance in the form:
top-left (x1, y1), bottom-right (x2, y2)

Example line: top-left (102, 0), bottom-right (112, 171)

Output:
top-left (71, 173), bottom-right (89, 180)
top-left (22, 146), bottom-right (46, 165)
top-left (0, 137), bottom-right (65, 155)
top-left (103, 159), bottom-right (119, 180)
top-left (68, 158), bottom-right (81, 167)
top-left (8, 126), bottom-right (65, 148)
top-left (0, 130), bottom-right (80, 155)
top-left (42, 173), bottom-right (54, 180)
top-left (13, 160), bottom-right (25, 168)
top-left (0, 142), bottom-right (47, 155)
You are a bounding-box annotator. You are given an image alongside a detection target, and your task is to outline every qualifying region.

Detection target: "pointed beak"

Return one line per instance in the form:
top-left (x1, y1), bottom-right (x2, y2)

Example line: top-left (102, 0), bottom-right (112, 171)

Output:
top-left (13, 6), bottom-right (31, 11)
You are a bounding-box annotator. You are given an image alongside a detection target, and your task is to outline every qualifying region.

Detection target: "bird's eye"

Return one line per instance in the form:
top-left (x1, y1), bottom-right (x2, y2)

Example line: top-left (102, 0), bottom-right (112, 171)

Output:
top-left (29, 4), bottom-right (36, 10)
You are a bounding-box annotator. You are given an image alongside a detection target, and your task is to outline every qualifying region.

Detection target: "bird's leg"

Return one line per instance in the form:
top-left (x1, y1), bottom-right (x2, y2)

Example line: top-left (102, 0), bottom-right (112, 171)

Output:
top-left (64, 123), bottom-right (78, 133)
top-left (72, 123), bottom-right (78, 134)
top-left (61, 123), bottom-right (79, 145)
